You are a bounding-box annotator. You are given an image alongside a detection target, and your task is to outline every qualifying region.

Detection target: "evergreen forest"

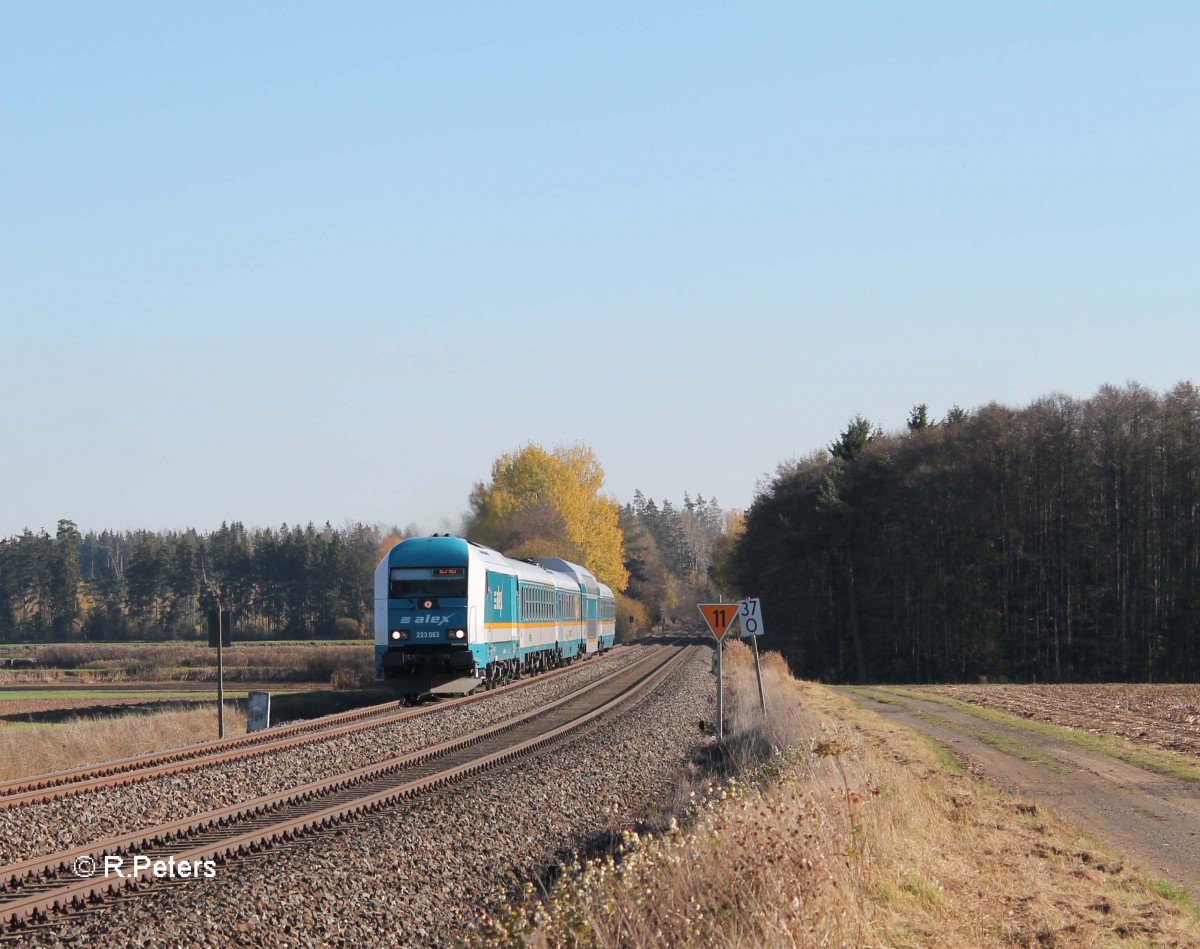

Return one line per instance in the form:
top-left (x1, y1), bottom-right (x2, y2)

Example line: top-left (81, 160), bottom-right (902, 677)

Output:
top-left (0, 488), bottom-right (730, 644)
top-left (8, 381), bottom-right (1199, 688)
top-left (0, 521), bottom-right (384, 641)
top-left (733, 382), bottom-right (1200, 683)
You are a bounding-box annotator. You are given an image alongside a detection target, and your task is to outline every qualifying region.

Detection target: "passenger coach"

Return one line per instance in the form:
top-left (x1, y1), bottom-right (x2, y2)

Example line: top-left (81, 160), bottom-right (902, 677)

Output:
top-left (374, 536), bottom-right (616, 698)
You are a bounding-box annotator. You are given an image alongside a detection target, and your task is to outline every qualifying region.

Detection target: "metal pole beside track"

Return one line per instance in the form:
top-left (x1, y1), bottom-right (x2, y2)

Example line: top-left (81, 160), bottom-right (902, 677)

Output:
top-left (717, 593), bottom-right (724, 738)
top-left (716, 638), bottom-right (723, 738)
top-left (217, 603), bottom-right (225, 740)
top-left (750, 632), bottom-right (766, 716)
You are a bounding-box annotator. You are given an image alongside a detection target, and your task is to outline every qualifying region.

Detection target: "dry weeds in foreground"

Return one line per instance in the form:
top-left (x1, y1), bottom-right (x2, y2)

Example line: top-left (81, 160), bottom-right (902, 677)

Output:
top-left (0, 704), bottom-right (248, 782)
top-left (471, 643), bottom-right (1200, 948)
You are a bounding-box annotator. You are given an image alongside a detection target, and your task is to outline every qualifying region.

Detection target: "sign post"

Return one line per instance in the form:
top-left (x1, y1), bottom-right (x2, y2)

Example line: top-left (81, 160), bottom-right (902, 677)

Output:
top-left (200, 551), bottom-right (230, 743)
top-left (697, 603), bottom-right (739, 737)
top-left (738, 598), bottom-right (767, 715)
top-left (217, 608), bottom-right (223, 738)
top-left (207, 605), bottom-right (231, 739)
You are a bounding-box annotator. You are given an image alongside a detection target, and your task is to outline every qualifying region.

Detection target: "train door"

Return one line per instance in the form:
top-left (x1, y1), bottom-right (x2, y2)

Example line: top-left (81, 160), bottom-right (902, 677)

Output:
top-left (586, 595), bottom-right (598, 654)
top-left (485, 571), bottom-right (518, 663)
top-left (516, 582), bottom-right (526, 655)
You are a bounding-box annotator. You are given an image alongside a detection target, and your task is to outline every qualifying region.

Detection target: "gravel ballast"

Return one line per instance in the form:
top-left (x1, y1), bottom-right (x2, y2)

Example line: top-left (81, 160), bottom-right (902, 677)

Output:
top-left (0, 647), bottom-right (650, 865)
top-left (17, 644), bottom-right (714, 948)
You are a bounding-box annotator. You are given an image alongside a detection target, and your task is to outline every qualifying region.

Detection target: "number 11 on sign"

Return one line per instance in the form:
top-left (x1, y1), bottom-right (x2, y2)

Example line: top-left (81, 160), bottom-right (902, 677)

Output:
top-left (698, 604), bottom-right (738, 641)
top-left (697, 603), bottom-right (739, 737)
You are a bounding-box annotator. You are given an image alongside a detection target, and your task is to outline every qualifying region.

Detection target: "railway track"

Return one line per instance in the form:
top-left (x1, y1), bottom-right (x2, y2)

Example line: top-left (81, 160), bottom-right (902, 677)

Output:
top-left (0, 641), bottom-right (693, 937)
top-left (0, 644), bottom-right (630, 811)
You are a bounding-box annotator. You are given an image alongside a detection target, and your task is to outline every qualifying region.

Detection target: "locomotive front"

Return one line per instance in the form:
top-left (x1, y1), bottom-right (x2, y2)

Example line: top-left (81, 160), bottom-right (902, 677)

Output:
top-left (374, 536), bottom-right (479, 697)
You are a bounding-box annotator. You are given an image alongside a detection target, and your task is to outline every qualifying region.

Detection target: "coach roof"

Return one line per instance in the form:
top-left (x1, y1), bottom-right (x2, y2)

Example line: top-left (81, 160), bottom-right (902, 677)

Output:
top-left (536, 558), bottom-right (600, 596)
top-left (387, 536), bottom-right (470, 568)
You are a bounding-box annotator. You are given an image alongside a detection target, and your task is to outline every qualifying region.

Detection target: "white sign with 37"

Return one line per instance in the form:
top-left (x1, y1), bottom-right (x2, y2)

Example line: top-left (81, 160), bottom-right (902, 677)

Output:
top-left (737, 598), bottom-right (764, 637)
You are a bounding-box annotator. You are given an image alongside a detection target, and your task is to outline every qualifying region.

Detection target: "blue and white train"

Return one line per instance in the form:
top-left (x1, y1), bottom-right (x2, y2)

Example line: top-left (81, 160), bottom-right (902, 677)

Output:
top-left (374, 536), bottom-right (616, 697)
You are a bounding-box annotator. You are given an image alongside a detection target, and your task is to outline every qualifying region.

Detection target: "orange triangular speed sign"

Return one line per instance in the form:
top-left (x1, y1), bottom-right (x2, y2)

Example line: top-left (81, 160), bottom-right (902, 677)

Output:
top-left (697, 603), bottom-right (738, 641)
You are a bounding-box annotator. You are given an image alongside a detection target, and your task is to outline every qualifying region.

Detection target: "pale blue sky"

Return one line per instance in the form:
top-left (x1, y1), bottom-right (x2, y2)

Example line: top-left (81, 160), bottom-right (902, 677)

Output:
top-left (2, 3), bottom-right (1197, 536)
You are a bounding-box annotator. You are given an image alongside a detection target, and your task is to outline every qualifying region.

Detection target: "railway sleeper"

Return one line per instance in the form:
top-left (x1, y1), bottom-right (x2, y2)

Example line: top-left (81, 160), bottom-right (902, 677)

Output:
top-left (0, 646), bottom-right (684, 938)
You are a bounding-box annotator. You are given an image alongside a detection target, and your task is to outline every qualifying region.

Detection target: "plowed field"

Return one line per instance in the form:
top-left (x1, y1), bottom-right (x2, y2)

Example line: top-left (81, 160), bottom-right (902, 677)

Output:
top-left (920, 684), bottom-right (1200, 756)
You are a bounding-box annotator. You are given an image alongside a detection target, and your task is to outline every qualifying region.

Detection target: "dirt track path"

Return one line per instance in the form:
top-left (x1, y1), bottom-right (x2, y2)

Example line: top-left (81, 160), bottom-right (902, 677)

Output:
top-left (841, 688), bottom-right (1200, 897)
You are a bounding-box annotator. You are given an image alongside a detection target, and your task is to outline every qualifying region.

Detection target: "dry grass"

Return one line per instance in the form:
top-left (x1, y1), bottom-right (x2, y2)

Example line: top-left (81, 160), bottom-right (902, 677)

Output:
top-left (0, 642), bottom-right (373, 684)
top-left (470, 642), bottom-right (1200, 948)
top-left (0, 704), bottom-right (248, 783)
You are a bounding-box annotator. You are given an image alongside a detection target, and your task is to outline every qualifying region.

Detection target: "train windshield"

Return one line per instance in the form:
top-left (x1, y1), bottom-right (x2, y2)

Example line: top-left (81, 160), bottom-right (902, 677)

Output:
top-left (388, 567), bottom-right (468, 599)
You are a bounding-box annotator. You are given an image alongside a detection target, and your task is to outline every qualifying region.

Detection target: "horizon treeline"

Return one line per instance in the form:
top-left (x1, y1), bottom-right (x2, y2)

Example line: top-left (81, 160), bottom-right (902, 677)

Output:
top-left (0, 483), bottom-right (739, 643)
top-left (734, 382), bottom-right (1200, 684)
top-left (620, 490), bottom-right (738, 628)
top-left (0, 521), bottom-right (388, 642)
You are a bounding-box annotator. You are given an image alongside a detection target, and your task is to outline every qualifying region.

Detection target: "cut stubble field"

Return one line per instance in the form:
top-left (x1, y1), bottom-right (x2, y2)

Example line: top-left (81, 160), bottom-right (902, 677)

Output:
top-left (0, 641), bottom-right (375, 687)
top-left (846, 682), bottom-right (1200, 907)
top-left (0, 704), bottom-right (250, 781)
top-left (0, 641), bottom-right (382, 781)
top-left (0, 687), bottom-right (275, 734)
top-left (0, 640), bottom-right (375, 722)
top-left (923, 682), bottom-right (1200, 757)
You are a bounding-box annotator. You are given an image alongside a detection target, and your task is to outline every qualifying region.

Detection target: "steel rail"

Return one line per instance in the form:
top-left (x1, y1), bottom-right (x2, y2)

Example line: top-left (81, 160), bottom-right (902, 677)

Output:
top-left (0, 646), bottom-right (668, 892)
top-left (0, 643), bottom-right (691, 935)
top-left (0, 644), bottom-right (630, 809)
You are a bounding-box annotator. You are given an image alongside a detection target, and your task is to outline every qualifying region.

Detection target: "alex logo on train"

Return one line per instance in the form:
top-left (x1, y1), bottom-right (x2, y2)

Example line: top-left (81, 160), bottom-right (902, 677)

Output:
top-left (399, 614), bottom-right (454, 625)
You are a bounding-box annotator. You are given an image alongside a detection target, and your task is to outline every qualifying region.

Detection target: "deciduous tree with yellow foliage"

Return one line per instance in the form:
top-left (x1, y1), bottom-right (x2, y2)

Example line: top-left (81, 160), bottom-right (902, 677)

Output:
top-left (464, 443), bottom-right (628, 593)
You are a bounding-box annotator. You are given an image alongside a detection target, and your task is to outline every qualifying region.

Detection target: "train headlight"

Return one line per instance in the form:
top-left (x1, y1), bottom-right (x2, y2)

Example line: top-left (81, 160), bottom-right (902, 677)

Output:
top-left (422, 599), bottom-right (434, 610)
top-left (390, 629), bottom-right (409, 641)
top-left (451, 629), bottom-right (466, 640)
